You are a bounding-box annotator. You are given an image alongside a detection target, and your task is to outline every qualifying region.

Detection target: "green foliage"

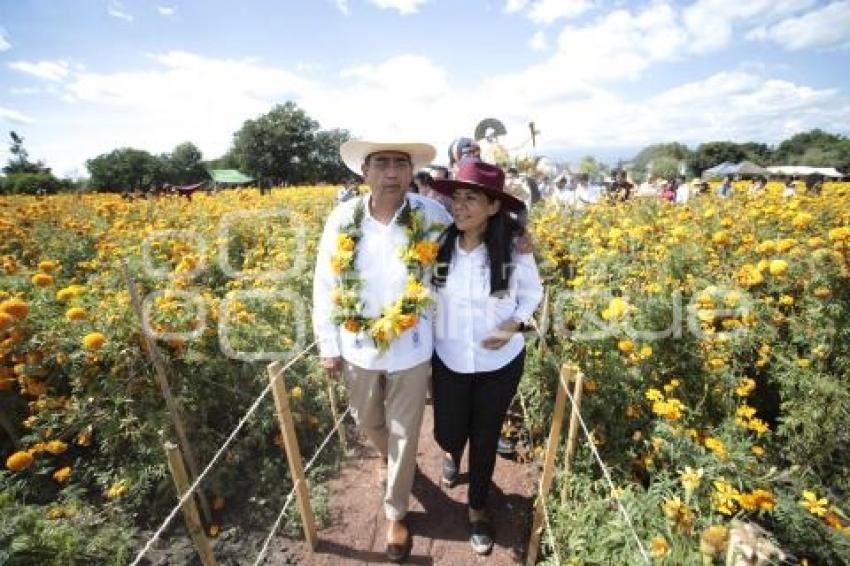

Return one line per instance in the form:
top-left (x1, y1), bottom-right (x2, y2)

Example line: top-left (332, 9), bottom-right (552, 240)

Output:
top-left (230, 101), bottom-right (351, 185)
top-left (1, 172), bottom-right (69, 195)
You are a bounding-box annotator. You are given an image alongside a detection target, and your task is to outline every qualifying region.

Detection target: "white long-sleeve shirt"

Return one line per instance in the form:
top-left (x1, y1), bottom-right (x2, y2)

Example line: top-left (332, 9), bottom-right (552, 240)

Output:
top-left (312, 193), bottom-right (451, 372)
top-left (434, 240), bottom-right (543, 373)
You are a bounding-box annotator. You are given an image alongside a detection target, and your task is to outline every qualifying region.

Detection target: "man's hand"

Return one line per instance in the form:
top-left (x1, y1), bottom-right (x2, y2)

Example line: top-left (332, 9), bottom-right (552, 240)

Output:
top-left (321, 356), bottom-right (343, 379)
top-left (481, 320), bottom-right (521, 350)
top-left (516, 234), bottom-right (534, 254)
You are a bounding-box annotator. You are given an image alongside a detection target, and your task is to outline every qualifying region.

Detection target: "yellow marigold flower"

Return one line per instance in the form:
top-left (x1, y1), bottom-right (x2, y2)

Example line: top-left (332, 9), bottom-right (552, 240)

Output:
top-left (663, 496), bottom-right (686, 520)
top-left (82, 332), bottom-right (106, 350)
top-left (6, 450), bottom-right (34, 472)
top-left (801, 490), bottom-right (828, 517)
top-left (712, 478), bottom-right (739, 515)
top-left (47, 507), bottom-right (65, 520)
top-left (76, 429), bottom-right (92, 447)
top-left (828, 226), bottom-right (850, 242)
top-left (45, 440), bottom-right (68, 455)
top-left (290, 386), bottom-right (303, 399)
top-left (617, 339), bottom-right (634, 353)
top-left (209, 524), bottom-right (221, 538)
top-left (735, 378), bottom-right (756, 397)
top-left (0, 298), bottom-right (29, 319)
top-left (601, 297), bottom-right (629, 321)
top-left (336, 234), bottom-right (355, 253)
top-left (680, 466), bottom-right (704, 495)
top-left (712, 230), bottom-right (730, 245)
top-left (736, 405), bottom-right (757, 419)
top-left (792, 212), bottom-right (813, 229)
top-left (645, 388), bottom-right (664, 402)
top-left (649, 536), bottom-right (670, 558)
top-left (813, 286), bottom-right (831, 298)
top-left (106, 479), bottom-right (128, 499)
top-left (31, 273), bottom-right (54, 287)
top-left (53, 466), bottom-right (72, 483)
top-left (705, 437), bottom-right (727, 459)
top-left (404, 279), bottom-right (428, 302)
top-left (639, 345), bottom-right (653, 359)
top-left (768, 259), bottom-right (788, 276)
top-left (663, 379), bottom-right (680, 393)
top-left (752, 445), bottom-right (765, 457)
top-left (56, 288), bottom-right (75, 301)
top-left (65, 307), bottom-right (87, 321)
top-left (736, 263), bottom-right (764, 287)
top-left (797, 358), bottom-right (811, 368)
top-left (778, 294), bottom-right (794, 306)
top-left (700, 525), bottom-right (729, 556)
top-left (748, 418), bottom-right (769, 436)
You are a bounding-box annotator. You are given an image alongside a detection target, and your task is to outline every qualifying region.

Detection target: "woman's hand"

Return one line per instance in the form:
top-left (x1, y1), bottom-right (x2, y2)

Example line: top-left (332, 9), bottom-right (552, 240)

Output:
top-left (481, 319), bottom-right (521, 350)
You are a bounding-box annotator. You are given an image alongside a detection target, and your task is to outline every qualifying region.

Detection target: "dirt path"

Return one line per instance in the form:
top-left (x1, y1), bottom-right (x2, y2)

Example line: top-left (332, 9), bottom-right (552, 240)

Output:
top-left (292, 404), bottom-right (538, 565)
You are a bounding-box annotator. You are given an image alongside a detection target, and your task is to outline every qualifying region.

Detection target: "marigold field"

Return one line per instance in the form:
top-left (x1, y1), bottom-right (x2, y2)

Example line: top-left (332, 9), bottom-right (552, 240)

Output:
top-left (1, 183), bottom-right (849, 564)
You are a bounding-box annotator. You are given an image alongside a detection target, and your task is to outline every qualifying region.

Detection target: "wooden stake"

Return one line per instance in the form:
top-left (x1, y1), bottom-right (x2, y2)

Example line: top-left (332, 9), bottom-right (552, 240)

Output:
top-left (268, 361), bottom-right (318, 549)
top-left (164, 442), bottom-right (218, 566)
top-left (123, 262), bottom-right (212, 525)
top-left (560, 368), bottom-right (585, 505)
top-left (526, 363), bottom-right (570, 566)
top-left (327, 383), bottom-right (347, 451)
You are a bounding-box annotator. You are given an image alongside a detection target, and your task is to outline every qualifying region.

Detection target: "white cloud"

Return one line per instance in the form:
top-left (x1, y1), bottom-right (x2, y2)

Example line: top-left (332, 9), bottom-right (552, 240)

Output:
top-left (9, 86), bottom-right (42, 95)
top-left (333, 0), bottom-right (350, 15)
top-left (157, 5), bottom-right (177, 16)
top-left (529, 30), bottom-right (547, 51)
top-left (107, 0), bottom-right (133, 22)
top-left (746, 1), bottom-right (850, 50)
top-left (367, 0), bottom-right (429, 15)
top-left (683, 0), bottom-right (816, 54)
top-left (528, 0), bottom-right (593, 25)
top-left (0, 106), bottom-right (33, 125)
top-left (504, 0), bottom-right (530, 13)
top-left (0, 28), bottom-right (10, 52)
top-left (8, 60), bottom-right (71, 82)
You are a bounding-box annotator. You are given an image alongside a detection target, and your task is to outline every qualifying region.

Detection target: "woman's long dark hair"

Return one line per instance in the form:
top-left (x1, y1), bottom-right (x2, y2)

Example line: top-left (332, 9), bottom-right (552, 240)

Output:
top-left (432, 202), bottom-right (526, 295)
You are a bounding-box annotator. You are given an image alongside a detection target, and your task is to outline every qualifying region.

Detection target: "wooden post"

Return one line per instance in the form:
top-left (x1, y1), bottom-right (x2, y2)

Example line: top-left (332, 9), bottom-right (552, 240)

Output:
top-left (537, 287), bottom-right (551, 355)
top-left (327, 383), bottom-right (347, 451)
top-left (560, 368), bottom-right (585, 505)
top-left (123, 262), bottom-right (213, 525)
top-left (164, 442), bottom-right (218, 566)
top-left (526, 363), bottom-right (570, 566)
top-left (268, 361), bottom-right (318, 549)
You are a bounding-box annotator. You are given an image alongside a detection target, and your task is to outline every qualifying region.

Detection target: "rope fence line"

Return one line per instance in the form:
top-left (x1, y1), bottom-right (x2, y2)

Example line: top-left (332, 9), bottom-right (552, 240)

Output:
top-left (253, 404), bottom-right (352, 566)
top-left (560, 374), bottom-right (651, 564)
top-left (130, 341), bottom-right (317, 566)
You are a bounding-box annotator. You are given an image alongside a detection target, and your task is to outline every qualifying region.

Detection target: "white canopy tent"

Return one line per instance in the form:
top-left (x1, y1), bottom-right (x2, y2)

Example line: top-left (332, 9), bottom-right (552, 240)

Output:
top-left (766, 166), bottom-right (844, 178)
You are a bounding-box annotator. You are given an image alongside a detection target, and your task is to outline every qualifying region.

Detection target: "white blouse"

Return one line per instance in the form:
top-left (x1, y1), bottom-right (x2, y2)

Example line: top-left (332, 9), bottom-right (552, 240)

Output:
top-left (434, 240), bottom-right (543, 373)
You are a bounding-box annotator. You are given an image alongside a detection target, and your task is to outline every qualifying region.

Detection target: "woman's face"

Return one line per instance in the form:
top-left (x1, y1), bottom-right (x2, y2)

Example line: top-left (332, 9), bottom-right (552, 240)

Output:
top-left (452, 188), bottom-right (500, 234)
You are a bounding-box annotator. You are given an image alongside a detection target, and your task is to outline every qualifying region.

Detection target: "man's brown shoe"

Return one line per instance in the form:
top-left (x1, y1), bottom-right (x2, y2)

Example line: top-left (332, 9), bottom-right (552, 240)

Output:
top-left (386, 519), bottom-right (411, 563)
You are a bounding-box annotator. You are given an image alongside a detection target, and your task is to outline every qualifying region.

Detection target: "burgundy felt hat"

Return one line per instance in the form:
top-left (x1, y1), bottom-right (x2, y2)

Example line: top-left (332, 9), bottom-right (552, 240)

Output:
top-left (432, 159), bottom-right (525, 212)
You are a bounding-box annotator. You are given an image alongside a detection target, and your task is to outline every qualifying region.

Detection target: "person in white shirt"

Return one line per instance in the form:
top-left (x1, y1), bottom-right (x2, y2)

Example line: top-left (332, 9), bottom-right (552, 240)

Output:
top-left (313, 139), bottom-right (452, 562)
top-left (429, 159), bottom-right (543, 555)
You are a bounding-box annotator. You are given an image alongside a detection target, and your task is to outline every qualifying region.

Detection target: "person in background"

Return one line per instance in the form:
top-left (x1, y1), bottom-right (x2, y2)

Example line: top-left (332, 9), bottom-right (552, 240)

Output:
top-left (675, 175), bottom-right (691, 204)
top-left (717, 175), bottom-right (733, 198)
top-left (429, 159), bottom-right (543, 556)
top-left (416, 169), bottom-right (453, 211)
top-left (748, 176), bottom-right (767, 195)
top-left (448, 137), bottom-right (481, 177)
top-left (783, 177), bottom-right (797, 198)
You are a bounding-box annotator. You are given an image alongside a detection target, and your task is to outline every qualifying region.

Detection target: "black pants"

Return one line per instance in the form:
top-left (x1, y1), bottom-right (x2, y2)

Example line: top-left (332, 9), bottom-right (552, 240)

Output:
top-left (432, 349), bottom-right (525, 510)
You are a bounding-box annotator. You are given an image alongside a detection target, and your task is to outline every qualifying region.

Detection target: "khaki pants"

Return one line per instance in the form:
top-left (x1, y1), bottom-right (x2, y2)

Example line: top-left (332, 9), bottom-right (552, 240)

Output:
top-left (343, 359), bottom-right (431, 520)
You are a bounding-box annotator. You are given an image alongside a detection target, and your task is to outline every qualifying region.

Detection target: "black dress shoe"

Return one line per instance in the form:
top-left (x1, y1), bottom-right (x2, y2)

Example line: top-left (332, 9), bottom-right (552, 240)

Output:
top-left (386, 535), bottom-right (411, 562)
top-left (469, 519), bottom-right (494, 555)
top-left (441, 455), bottom-right (459, 488)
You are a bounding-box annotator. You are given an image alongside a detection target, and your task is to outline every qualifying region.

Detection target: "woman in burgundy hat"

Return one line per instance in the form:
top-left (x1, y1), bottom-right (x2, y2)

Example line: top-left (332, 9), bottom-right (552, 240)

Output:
top-left (430, 159), bottom-right (543, 555)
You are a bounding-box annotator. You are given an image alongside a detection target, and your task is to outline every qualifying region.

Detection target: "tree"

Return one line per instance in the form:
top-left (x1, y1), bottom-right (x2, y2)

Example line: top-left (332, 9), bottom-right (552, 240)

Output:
top-left (688, 142), bottom-right (748, 175)
top-left (167, 142), bottom-right (206, 185)
top-left (577, 155), bottom-right (609, 178)
top-left (630, 142), bottom-right (691, 181)
top-left (86, 148), bottom-right (165, 192)
top-left (304, 128), bottom-right (352, 184)
top-left (773, 129), bottom-right (850, 172)
top-left (3, 131), bottom-right (48, 175)
top-left (231, 102), bottom-right (320, 185)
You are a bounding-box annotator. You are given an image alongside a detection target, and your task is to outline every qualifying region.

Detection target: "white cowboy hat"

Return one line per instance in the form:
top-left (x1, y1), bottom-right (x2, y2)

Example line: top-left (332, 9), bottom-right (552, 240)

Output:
top-left (340, 139), bottom-right (436, 175)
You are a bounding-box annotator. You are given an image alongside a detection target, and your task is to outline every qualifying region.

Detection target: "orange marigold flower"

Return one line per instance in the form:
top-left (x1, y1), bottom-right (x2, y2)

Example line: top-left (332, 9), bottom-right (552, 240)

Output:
top-left (31, 273), bottom-right (54, 287)
top-left (0, 312), bottom-right (16, 331)
top-left (0, 298), bottom-right (28, 319)
top-left (53, 466), bottom-right (72, 483)
top-left (82, 332), bottom-right (106, 350)
top-left (65, 307), bottom-right (87, 321)
top-left (6, 450), bottom-right (34, 472)
top-left (45, 440), bottom-right (68, 455)
top-left (412, 240), bottom-right (439, 265)
top-left (343, 319), bottom-right (361, 333)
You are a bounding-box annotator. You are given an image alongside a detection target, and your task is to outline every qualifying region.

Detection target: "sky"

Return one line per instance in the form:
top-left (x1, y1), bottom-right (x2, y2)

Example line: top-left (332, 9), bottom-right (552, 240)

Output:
top-left (1, 0), bottom-right (849, 177)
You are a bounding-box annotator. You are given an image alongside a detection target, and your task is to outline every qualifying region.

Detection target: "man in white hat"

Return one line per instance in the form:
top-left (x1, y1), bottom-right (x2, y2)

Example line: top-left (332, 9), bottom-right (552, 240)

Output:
top-left (312, 140), bottom-right (451, 562)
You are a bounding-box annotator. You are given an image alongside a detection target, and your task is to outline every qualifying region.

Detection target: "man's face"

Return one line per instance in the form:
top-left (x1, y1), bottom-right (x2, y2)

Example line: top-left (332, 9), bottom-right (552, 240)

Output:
top-left (362, 151), bottom-right (413, 198)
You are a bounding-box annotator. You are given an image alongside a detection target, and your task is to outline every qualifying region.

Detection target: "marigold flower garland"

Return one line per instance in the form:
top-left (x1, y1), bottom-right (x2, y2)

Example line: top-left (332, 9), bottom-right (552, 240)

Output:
top-left (329, 197), bottom-right (444, 351)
